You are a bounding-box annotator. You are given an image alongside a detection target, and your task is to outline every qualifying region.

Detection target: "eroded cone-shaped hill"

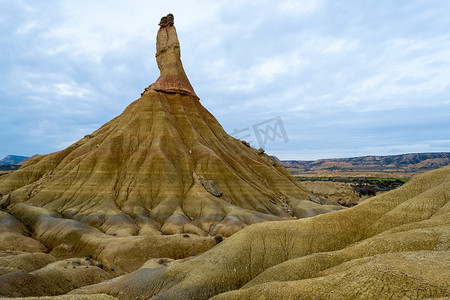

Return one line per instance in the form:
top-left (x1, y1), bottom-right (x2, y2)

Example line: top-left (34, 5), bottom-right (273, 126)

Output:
top-left (0, 90), bottom-right (320, 237)
top-left (0, 14), bottom-right (334, 243)
top-left (0, 15), bottom-right (342, 297)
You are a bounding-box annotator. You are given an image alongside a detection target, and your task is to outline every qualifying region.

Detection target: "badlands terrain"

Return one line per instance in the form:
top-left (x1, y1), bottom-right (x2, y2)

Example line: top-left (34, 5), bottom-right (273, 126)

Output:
top-left (0, 165), bottom-right (448, 299)
top-left (0, 14), bottom-right (448, 299)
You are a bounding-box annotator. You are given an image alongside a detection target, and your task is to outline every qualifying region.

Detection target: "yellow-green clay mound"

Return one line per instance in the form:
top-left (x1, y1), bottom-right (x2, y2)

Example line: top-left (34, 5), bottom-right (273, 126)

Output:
top-left (0, 257), bottom-right (113, 298)
top-left (74, 165), bottom-right (450, 299)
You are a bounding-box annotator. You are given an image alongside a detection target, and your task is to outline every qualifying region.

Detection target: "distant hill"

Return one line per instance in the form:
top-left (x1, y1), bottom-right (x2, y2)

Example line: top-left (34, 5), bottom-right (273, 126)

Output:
top-left (16, 154), bottom-right (40, 165)
top-left (272, 152), bottom-right (450, 173)
top-left (0, 155), bottom-right (29, 165)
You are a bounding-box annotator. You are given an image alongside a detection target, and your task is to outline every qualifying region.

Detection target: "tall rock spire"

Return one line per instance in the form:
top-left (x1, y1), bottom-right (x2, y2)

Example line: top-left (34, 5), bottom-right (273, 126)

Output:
top-left (144, 13), bottom-right (199, 100)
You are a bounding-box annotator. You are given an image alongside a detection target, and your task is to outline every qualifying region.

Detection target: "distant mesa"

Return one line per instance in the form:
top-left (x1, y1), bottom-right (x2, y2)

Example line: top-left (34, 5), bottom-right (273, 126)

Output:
top-left (273, 152), bottom-right (450, 173)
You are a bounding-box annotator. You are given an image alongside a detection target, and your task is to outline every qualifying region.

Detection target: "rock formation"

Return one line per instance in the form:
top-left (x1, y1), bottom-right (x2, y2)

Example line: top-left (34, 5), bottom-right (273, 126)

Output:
top-left (142, 13), bottom-right (198, 99)
top-left (0, 15), bottom-right (340, 293)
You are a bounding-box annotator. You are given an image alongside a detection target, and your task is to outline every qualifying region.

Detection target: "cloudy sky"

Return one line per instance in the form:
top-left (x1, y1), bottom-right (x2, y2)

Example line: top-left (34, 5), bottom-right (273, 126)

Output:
top-left (1, 0), bottom-right (449, 160)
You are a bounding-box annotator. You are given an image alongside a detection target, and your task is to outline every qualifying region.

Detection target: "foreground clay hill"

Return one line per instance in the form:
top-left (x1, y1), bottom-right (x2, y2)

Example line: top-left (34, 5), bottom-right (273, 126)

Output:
top-left (0, 14), bottom-right (341, 295)
top-left (0, 167), bottom-right (448, 299)
top-left (59, 165), bottom-right (448, 299)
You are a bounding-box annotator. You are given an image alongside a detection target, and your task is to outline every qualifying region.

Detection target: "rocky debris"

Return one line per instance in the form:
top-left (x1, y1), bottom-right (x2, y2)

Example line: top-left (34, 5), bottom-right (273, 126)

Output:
top-left (200, 179), bottom-right (223, 197)
top-left (0, 193), bottom-right (10, 208)
top-left (240, 140), bottom-right (251, 147)
top-left (308, 194), bottom-right (335, 206)
top-left (214, 235), bottom-right (223, 244)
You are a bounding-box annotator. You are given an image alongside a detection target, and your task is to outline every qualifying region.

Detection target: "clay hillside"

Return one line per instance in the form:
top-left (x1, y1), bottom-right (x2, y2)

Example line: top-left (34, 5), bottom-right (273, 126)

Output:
top-left (0, 13), bottom-right (341, 290)
top-left (272, 152), bottom-right (450, 173)
top-left (12, 165), bottom-right (446, 299)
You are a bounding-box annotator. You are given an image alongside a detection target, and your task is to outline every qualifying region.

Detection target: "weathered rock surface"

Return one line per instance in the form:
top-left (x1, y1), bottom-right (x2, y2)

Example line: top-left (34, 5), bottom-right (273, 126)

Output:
top-left (74, 166), bottom-right (450, 299)
top-left (0, 211), bottom-right (47, 253)
top-left (143, 13), bottom-right (198, 99)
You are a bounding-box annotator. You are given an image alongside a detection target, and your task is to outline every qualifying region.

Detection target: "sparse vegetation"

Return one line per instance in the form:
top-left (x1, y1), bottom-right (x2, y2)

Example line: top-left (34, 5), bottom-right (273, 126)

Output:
top-left (158, 258), bottom-right (169, 266)
top-left (214, 235), bottom-right (223, 244)
top-left (296, 176), bottom-right (409, 182)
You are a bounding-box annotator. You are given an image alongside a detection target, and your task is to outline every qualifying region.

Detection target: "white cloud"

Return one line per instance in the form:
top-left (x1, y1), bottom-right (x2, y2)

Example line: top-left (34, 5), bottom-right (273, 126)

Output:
top-left (15, 21), bottom-right (39, 34)
top-left (19, 71), bottom-right (94, 99)
top-left (279, 0), bottom-right (323, 15)
top-left (322, 39), bottom-right (359, 53)
top-left (37, 0), bottom-right (223, 62)
top-left (339, 35), bottom-right (450, 110)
